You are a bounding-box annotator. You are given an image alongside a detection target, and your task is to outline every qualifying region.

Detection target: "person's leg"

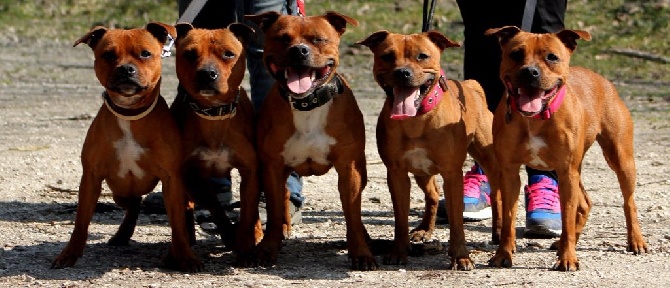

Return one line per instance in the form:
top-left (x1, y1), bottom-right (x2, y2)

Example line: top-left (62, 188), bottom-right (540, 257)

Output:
top-left (238, 0), bottom-right (305, 213)
top-left (437, 1), bottom-right (524, 223)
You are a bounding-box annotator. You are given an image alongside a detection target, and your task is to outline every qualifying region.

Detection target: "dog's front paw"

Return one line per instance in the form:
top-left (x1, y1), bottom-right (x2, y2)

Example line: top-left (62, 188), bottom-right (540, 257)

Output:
top-left (51, 251), bottom-right (81, 269)
top-left (162, 251), bottom-right (204, 273)
top-left (409, 229), bottom-right (432, 243)
top-left (254, 239), bottom-right (281, 267)
top-left (448, 256), bottom-right (475, 271)
top-left (488, 250), bottom-right (514, 268)
top-left (351, 252), bottom-right (378, 271)
top-left (383, 242), bottom-right (408, 265)
top-left (628, 237), bottom-right (649, 255)
top-left (552, 257), bottom-right (579, 272)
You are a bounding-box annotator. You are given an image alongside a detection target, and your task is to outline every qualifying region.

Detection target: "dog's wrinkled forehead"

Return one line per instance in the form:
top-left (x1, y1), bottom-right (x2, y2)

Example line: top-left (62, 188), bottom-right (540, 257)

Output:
top-left (268, 16), bottom-right (340, 46)
top-left (501, 33), bottom-right (574, 65)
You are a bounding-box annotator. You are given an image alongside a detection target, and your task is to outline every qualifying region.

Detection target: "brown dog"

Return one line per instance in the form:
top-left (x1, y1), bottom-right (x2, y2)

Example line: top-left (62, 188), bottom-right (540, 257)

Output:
top-left (243, 11), bottom-right (375, 270)
top-left (485, 26), bottom-right (648, 271)
top-left (170, 23), bottom-right (262, 256)
top-left (357, 30), bottom-right (502, 270)
top-left (51, 23), bottom-right (203, 272)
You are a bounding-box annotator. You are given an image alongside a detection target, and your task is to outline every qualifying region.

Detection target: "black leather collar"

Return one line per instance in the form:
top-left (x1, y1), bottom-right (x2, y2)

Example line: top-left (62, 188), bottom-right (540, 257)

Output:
top-left (178, 85), bottom-right (240, 120)
top-left (281, 74), bottom-right (344, 111)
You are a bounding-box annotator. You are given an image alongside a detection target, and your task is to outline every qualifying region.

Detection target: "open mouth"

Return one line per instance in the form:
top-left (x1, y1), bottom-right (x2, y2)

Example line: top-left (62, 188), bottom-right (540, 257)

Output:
top-left (389, 73), bottom-right (436, 120)
top-left (506, 78), bottom-right (563, 117)
top-left (268, 60), bottom-right (334, 96)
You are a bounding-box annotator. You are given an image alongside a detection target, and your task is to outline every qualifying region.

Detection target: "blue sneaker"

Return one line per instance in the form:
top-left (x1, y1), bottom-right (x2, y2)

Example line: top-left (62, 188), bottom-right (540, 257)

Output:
top-left (437, 163), bottom-right (491, 222)
top-left (524, 175), bottom-right (562, 238)
top-left (462, 164), bottom-right (492, 221)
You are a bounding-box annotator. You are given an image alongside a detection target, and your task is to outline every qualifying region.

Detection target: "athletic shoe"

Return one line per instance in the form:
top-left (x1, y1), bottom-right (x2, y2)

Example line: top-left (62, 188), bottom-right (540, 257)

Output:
top-left (524, 175), bottom-right (562, 238)
top-left (437, 163), bottom-right (492, 222)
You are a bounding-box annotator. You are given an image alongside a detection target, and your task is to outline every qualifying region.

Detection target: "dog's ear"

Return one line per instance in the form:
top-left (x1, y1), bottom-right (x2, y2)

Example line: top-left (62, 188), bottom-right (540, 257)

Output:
top-left (485, 26), bottom-right (522, 46)
top-left (228, 23), bottom-right (256, 46)
top-left (425, 31), bottom-right (460, 51)
top-left (555, 29), bottom-right (591, 52)
top-left (244, 11), bottom-right (281, 32)
top-left (355, 30), bottom-right (390, 49)
top-left (322, 11), bottom-right (358, 35)
top-left (175, 22), bottom-right (194, 41)
top-left (146, 22), bottom-right (176, 45)
top-left (74, 26), bottom-right (107, 49)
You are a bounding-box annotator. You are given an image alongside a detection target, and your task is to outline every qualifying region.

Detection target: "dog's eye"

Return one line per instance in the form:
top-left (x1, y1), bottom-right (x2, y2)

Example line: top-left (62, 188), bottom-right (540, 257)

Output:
top-left (313, 37), bottom-right (327, 44)
top-left (183, 50), bottom-right (197, 61)
top-left (277, 34), bottom-right (291, 45)
top-left (101, 51), bottom-right (117, 61)
top-left (139, 50), bottom-right (152, 59)
top-left (223, 51), bottom-right (236, 59)
top-left (546, 53), bottom-right (559, 63)
top-left (380, 52), bottom-right (395, 63)
top-left (417, 53), bottom-right (429, 61)
top-left (509, 49), bottom-right (525, 62)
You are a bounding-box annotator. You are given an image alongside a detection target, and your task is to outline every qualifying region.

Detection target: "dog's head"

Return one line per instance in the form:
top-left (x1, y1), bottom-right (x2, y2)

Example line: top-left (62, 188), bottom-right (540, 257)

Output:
top-left (74, 22), bottom-right (175, 109)
top-left (357, 30), bottom-right (459, 119)
top-left (486, 26), bottom-right (591, 117)
top-left (245, 11), bottom-right (358, 97)
top-left (175, 23), bottom-right (254, 104)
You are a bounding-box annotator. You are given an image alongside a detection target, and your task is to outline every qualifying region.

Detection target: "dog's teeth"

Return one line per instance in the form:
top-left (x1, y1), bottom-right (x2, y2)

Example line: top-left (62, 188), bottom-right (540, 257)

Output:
top-left (517, 88), bottom-right (521, 95)
top-left (284, 69), bottom-right (289, 79)
top-left (311, 70), bottom-right (316, 81)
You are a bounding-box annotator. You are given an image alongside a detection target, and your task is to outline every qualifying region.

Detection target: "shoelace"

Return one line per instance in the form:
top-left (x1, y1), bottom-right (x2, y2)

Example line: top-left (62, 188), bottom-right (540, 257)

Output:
top-left (526, 178), bottom-right (560, 211)
top-left (463, 170), bottom-right (487, 199)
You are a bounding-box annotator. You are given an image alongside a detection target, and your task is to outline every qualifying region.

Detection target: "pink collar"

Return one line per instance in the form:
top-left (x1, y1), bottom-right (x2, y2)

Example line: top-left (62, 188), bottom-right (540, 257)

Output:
top-left (417, 69), bottom-right (447, 115)
top-left (510, 85), bottom-right (567, 120)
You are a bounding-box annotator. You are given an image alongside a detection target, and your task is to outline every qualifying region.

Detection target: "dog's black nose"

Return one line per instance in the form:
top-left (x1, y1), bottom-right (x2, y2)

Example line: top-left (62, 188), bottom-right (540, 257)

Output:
top-left (393, 68), bottom-right (413, 80)
top-left (289, 44), bottom-right (311, 60)
top-left (521, 66), bottom-right (541, 80)
top-left (196, 67), bottom-right (218, 83)
top-left (116, 64), bottom-right (137, 77)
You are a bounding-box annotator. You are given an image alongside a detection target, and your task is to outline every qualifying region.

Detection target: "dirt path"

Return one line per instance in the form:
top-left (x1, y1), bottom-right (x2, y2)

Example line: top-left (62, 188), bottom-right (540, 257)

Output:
top-left (1, 40), bottom-right (669, 287)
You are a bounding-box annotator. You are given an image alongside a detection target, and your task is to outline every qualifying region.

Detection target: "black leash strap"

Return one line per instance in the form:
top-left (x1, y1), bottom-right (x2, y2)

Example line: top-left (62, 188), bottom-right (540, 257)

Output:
top-left (422, 0), bottom-right (437, 32)
top-left (521, 0), bottom-right (538, 31)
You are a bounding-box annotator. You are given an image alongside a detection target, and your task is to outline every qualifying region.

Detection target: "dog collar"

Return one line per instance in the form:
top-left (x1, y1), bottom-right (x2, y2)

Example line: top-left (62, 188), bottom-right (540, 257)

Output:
top-left (509, 85), bottom-right (567, 120)
top-left (179, 86), bottom-right (240, 120)
top-left (281, 74), bottom-right (344, 111)
top-left (102, 91), bottom-right (159, 121)
top-left (417, 69), bottom-right (447, 115)
top-left (383, 69), bottom-right (447, 116)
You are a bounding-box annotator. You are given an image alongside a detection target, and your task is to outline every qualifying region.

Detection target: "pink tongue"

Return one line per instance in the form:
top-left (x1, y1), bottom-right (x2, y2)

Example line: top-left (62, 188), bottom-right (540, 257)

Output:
top-left (286, 68), bottom-right (313, 94)
top-left (390, 87), bottom-right (419, 120)
top-left (518, 87), bottom-right (545, 113)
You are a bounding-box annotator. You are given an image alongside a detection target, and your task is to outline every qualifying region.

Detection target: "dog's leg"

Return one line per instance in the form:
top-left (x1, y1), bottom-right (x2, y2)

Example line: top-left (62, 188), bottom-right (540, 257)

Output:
top-left (335, 155), bottom-right (377, 271)
top-left (235, 166), bottom-right (262, 267)
top-left (553, 166), bottom-right (582, 272)
top-left (410, 175), bottom-right (439, 242)
top-left (469, 149), bottom-right (502, 244)
top-left (161, 176), bottom-right (203, 272)
top-left (597, 133), bottom-right (648, 254)
top-left (254, 162), bottom-right (288, 267)
top-left (51, 172), bottom-right (103, 268)
top-left (489, 165), bottom-right (522, 268)
top-left (108, 195), bottom-right (142, 246)
top-left (384, 168), bottom-right (412, 265)
top-left (442, 167), bottom-right (474, 271)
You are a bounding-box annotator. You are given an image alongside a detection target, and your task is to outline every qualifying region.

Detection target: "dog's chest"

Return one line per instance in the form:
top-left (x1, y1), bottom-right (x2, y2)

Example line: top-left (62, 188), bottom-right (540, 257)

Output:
top-left (192, 146), bottom-right (233, 171)
top-left (402, 147), bottom-right (434, 175)
top-left (113, 119), bottom-right (146, 178)
top-left (282, 102), bottom-right (336, 167)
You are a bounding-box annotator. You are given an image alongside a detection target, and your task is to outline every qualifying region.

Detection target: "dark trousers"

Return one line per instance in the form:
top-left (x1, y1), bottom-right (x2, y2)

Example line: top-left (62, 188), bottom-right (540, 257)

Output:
top-left (456, 0), bottom-right (566, 179)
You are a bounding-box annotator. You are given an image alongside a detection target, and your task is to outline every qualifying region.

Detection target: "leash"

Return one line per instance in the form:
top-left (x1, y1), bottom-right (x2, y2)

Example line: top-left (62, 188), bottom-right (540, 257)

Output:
top-left (162, 0), bottom-right (208, 58)
top-left (521, 0), bottom-right (538, 32)
top-left (422, 0), bottom-right (437, 32)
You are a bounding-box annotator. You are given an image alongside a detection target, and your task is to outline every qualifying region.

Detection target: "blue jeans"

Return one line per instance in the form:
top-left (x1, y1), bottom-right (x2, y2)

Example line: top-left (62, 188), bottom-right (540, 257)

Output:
top-left (178, 0), bottom-right (304, 206)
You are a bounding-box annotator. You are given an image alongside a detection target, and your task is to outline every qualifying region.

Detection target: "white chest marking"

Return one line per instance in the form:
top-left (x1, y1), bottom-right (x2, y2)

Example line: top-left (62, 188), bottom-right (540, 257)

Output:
top-left (193, 147), bottom-right (232, 171)
top-left (282, 102), bottom-right (336, 167)
top-left (527, 135), bottom-right (549, 168)
top-left (403, 148), bottom-right (433, 174)
top-left (114, 119), bottom-right (146, 178)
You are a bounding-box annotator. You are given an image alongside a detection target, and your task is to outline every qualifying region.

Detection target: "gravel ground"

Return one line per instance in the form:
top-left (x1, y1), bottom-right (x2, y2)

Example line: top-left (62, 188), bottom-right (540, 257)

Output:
top-left (1, 38), bottom-right (669, 287)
